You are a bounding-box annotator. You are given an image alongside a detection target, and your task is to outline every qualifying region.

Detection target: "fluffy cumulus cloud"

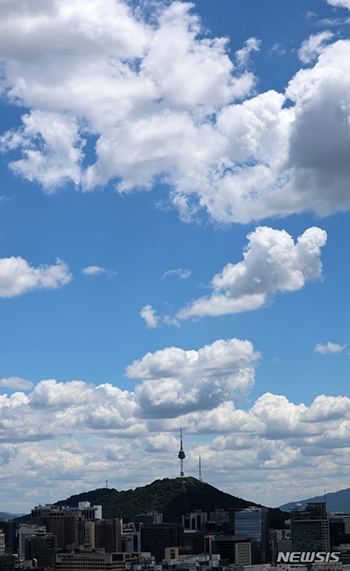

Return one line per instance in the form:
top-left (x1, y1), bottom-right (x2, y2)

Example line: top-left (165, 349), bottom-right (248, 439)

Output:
top-left (327, 0), bottom-right (350, 8)
top-left (2, 1), bottom-right (350, 223)
top-left (177, 226), bottom-right (327, 319)
top-left (314, 341), bottom-right (346, 354)
top-left (0, 256), bottom-right (72, 297)
top-left (3, 371), bottom-right (350, 509)
top-left (126, 338), bottom-right (260, 416)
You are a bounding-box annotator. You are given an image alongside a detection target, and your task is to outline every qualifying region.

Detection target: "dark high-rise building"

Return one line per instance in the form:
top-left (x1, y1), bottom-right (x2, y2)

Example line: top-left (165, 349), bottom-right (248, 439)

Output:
top-left (95, 519), bottom-right (122, 553)
top-left (211, 535), bottom-right (251, 565)
top-left (329, 512), bottom-right (350, 548)
top-left (183, 531), bottom-right (206, 554)
top-left (0, 521), bottom-right (16, 553)
top-left (141, 524), bottom-right (183, 562)
top-left (0, 554), bottom-right (16, 571)
top-left (25, 532), bottom-right (57, 568)
top-left (38, 509), bottom-right (84, 549)
top-left (182, 511), bottom-right (207, 531)
top-left (234, 507), bottom-right (269, 564)
top-left (291, 503), bottom-right (330, 552)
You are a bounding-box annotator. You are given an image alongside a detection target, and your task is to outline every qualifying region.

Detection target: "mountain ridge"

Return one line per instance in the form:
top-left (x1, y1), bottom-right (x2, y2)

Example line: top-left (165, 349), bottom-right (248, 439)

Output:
top-left (279, 487), bottom-right (350, 513)
top-left (17, 477), bottom-right (288, 528)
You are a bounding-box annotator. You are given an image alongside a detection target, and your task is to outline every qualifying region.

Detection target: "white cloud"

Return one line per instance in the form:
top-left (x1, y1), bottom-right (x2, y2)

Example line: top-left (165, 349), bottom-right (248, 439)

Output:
top-left (0, 256), bottom-right (72, 297)
top-left (235, 37), bottom-right (261, 67)
top-left (177, 226), bottom-right (327, 319)
top-left (1, 2), bottom-right (350, 224)
top-left (298, 31), bottom-right (334, 64)
top-left (0, 377), bottom-right (34, 391)
top-left (1, 111), bottom-right (84, 190)
top-left (140, 304), bottom-right (159, 329)
top-left (327, 0), bottom-right (350, 8)
top-left (1, 367), bottom-right (350, 509)
top-left (127, 338), bottom-right (259, 416)
top-left (163, 268), bottom-right (191, 279)
top-left (82, 265), bottom-right (117, 277)
top-left (314, 341), bottom-right (346, 354)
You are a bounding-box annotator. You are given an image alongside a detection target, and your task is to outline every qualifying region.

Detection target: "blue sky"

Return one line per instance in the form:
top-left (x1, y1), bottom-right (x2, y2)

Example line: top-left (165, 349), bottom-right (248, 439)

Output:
top-left (1, 0), bottom-right (350, 511)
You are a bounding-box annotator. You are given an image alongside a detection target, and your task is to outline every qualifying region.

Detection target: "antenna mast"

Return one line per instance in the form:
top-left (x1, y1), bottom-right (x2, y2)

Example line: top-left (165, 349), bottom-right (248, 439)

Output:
top-left (199, 456), bottom-right (203, 482)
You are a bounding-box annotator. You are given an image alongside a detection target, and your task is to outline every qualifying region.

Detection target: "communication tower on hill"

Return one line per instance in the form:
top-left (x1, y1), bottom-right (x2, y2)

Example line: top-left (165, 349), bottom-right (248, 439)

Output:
top-left (178, 428), bottom-right (186, 477)
top-left (199, 455), bottom-right (203, 482)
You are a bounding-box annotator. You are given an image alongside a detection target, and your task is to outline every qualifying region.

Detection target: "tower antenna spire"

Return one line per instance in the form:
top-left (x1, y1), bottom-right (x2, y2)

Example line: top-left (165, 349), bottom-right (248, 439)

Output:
top-left (178, 428), bottom-right (186, 477)
top-left (199, 455), bottom-right (203, 482)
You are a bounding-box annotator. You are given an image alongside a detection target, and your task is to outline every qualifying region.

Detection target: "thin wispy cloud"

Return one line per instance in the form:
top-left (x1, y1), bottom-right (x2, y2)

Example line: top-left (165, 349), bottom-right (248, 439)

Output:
top-left (314, 342), bottom-right (346, 354)
top-left (163, 268), bottom-right (191, 279)
top-left (298, 31), bottom-right (334, 64)
top-left (0, 377), bottom-right (34, 391)
top-left (82, 265), bottom-right (117, 277)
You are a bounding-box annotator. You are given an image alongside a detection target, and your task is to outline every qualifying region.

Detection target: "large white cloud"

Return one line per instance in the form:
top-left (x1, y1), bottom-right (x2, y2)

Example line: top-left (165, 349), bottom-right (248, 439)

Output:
top-left (0, 256), bottom-right (72, 297)
top-left (177, 226), bottom-right (327, 319)
top-left (4, 1), bottom-right (350, 223)
top-left (0, 339), bottom-right (349, 510)
top-left (2, 379), bottom-right (350, 510)
top-left (327, 0), bottom-right (350, 8)
top-left (127, 338), bottom-right (260, 416)
top-left (1, 2), bottom-right (350, 223)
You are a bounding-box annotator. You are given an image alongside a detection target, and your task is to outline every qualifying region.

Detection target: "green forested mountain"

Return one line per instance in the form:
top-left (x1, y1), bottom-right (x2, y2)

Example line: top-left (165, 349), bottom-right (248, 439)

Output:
top-left (52, 477), bottom-right (287, 528)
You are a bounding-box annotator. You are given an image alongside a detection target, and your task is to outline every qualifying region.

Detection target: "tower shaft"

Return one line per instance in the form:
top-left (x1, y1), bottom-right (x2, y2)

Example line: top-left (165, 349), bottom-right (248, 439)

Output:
top-left (178, 428), bottom-right (186, 477)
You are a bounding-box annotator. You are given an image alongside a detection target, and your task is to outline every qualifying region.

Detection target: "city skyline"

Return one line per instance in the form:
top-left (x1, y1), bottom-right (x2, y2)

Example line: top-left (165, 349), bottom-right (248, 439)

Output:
top-left (1, 0), bottom-right (350, 512)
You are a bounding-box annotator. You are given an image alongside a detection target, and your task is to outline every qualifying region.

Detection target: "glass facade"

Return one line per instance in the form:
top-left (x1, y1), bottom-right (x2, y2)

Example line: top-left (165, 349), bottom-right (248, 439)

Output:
top-left (234, 508), bottom-right (269, 564)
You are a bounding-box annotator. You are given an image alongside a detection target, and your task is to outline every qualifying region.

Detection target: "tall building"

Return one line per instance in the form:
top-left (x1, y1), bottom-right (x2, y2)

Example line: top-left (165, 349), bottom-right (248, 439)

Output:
top-left (291, 502), bottom-right (330, 552)
top-left (141, 523), bottom-right (184, 562)
top-left (0, 520), bottom-right (16, 553)
top-left (77, 502), bottom-right (102, 520)
top-left (38, 509), bottom-right (84, 549)
top-left (210, 535), bottom-right (251, 565)
top-left (183, 530), bottom-right (206, 554)
top-left (182, 511), bottom-right (208, 531)
top-left (0, 554), bottom-right (16, 570)
top-left (95, 519), bottom-right (122, 553)
top-left (24, 531), bottom-right (56, 568)
top-left (32, 502), bottom-right (102, 522)
top-left (234, 507), bottom-right (269, 564)
top-left (329, 511), bottom-right (350, 548)
top-left (18, 526), bottom-right (46, 558)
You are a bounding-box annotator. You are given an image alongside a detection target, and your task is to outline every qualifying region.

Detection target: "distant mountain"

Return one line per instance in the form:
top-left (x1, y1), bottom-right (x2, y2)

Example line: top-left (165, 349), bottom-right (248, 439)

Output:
top-left (37, 477), bottom-right (288, 528)
top-left (0, 511), bottom-right (24, 520)
top-left (279, 487), bottom-right (350, 513)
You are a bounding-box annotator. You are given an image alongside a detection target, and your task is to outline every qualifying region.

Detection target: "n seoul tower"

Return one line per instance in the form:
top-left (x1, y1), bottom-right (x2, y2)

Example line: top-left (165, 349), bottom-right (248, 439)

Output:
top-left (178, 428), bottom-right (186, 477)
